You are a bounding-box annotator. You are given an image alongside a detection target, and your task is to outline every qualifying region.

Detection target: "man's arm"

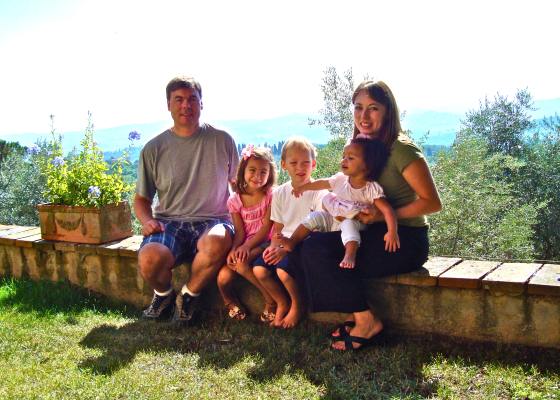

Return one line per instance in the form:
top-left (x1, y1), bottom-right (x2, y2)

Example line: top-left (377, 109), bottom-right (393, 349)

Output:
top-left (134, 193), bottom-right (165, 236)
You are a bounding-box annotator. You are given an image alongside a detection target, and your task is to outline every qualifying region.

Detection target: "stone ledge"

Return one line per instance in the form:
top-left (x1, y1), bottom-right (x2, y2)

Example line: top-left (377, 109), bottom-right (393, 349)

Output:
top-left (1, 225), bottom-right (559, 349)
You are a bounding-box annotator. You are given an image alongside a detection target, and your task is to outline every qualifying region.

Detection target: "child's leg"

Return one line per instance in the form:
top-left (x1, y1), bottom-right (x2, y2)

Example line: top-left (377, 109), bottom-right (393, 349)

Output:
top-left (277, 224), bottom-right (311, 251)
top-left (340, 241), bottom-right (359, 269)
top-left (277, 268), bottom-right (303, 329)
top-left (217, 265), bottom-right (239, 306)
top-left (235, 253), bottom-right (276, 308)
top-left (339, 219), bottom-right (363, 269)
top-left (254, 265), bottom-right (290, 326)
top-left (280, 210), bottom-right (335, 250)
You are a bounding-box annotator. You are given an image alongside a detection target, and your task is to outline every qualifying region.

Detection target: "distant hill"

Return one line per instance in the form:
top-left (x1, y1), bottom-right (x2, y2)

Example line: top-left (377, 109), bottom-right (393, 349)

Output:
top-left (2, 98), bottom-right (558, 153)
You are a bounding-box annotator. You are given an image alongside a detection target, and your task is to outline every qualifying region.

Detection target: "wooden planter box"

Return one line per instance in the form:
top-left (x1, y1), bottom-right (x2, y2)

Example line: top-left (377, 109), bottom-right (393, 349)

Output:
top-left (37, 202), bottom-right (133, 244)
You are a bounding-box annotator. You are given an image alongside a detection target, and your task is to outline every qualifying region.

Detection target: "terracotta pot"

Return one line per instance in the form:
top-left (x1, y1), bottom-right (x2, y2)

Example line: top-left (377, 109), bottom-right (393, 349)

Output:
top-left (37, 201), bottom-right (133, 244)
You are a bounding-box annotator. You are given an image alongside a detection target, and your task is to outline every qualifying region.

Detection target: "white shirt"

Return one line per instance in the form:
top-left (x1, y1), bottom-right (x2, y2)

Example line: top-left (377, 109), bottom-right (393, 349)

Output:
top-left (271, 181), bottom-right (327, 237)
top-left (327, 172), bottom-right (385, 205)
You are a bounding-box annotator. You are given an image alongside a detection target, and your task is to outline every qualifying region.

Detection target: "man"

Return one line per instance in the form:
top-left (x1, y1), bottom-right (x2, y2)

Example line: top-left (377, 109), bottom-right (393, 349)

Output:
top-left (135, 76), bottom-right (239, 326)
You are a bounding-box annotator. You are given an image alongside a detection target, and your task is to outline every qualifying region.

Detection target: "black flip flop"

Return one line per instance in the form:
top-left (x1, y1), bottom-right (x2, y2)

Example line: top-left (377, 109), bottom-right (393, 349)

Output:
top-left (329, 321), bottom-right (356, 340)
top-left (331, 330), bottom-right (387, 351)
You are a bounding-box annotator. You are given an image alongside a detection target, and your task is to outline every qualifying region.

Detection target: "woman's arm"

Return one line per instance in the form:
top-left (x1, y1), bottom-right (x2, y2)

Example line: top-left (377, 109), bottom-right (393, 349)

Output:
top-left (358, 158), bottom-right (441, 224)
top-left (395, 158), bottom-right (442, 219)
top-left (374, 197), bottom-right (400, 252)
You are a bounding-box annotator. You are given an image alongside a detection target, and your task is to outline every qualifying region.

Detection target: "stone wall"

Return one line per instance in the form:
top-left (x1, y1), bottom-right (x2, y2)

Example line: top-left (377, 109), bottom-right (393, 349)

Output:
top-left (1, 226), bottom-right (559, 349)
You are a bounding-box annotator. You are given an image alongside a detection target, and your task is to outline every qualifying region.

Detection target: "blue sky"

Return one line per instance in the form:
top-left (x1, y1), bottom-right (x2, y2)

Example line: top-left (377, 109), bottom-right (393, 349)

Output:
top-left (1, 0), bottom-right (559, 137)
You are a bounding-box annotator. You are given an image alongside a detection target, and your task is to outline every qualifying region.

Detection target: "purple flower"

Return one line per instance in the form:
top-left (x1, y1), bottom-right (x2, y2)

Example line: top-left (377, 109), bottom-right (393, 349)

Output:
top-left (51, 156), bottom-right (65, 167)
top-left (88, 186), bottom-right (101, 198)
top-left (26, 144), bottom-right (40, 155)
top-left (128, 131), bottom-right (141, 141)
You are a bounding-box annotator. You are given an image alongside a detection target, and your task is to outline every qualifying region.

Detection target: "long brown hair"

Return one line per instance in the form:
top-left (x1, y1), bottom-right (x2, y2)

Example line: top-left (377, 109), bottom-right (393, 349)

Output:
top-left (352, 80), bottom-right (402, 148)
top-left (234, 146), bottom-right (276, 195)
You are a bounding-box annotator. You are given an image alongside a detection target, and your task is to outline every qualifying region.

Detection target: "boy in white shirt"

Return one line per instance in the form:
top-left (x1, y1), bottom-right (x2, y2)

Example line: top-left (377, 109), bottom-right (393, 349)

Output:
top-left (253, 137), bottom-right (326, 328)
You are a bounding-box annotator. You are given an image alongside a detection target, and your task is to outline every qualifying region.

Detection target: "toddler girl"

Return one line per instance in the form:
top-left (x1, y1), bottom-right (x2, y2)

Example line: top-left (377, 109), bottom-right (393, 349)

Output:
top-left (280, 137), bottom-right (399, 269)
top-left (217, 145), bottom-right (277, 322)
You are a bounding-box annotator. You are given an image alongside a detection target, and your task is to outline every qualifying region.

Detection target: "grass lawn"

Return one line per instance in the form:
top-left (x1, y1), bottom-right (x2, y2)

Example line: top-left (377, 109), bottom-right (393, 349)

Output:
top-left (0, 277), bottom-right (558, 400)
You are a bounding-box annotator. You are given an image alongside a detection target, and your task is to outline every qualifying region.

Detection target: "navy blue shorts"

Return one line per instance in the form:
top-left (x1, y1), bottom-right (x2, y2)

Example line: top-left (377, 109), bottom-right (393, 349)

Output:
top-left (252, 250), bottom-right (297, 278)
top-left (140, 218), bottom-right (234, 266)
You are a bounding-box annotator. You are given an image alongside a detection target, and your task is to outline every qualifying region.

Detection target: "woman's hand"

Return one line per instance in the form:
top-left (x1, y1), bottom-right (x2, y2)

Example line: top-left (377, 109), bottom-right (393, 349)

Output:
top-left (356, 204), bottom-right (383, 224)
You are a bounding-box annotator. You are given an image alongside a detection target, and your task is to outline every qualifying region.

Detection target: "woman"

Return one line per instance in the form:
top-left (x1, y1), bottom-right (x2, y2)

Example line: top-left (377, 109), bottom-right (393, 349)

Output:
top-left (294, 80), bottom-right (441, 351)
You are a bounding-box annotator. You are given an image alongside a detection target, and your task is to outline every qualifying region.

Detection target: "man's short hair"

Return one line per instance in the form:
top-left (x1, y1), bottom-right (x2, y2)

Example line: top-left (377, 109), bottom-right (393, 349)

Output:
top-left (280, 136), bottom-right (317, 161)
top-left (166, 76), bottom-right (202, 103)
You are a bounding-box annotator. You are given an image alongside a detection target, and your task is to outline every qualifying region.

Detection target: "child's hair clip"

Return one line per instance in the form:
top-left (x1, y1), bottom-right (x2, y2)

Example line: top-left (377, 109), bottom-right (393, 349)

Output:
top-left (241, 144), bottom-right (255, 160)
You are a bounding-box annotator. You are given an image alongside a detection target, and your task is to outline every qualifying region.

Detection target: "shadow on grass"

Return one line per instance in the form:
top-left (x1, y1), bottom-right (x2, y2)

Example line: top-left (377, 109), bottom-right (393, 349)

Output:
top-left (77, 310), bottom-right (560, 399)
top-left (3, 277), bottom-right (559, 399)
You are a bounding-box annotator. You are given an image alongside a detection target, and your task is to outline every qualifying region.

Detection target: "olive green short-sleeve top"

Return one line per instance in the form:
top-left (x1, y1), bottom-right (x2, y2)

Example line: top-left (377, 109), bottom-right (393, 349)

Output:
top-left (377, 135), bottom-right (428, 227)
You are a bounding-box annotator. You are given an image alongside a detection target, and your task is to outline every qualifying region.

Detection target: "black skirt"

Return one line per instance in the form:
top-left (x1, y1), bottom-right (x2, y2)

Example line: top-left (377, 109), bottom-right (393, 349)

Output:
top-left (290, 223), bottom-right (429, 313)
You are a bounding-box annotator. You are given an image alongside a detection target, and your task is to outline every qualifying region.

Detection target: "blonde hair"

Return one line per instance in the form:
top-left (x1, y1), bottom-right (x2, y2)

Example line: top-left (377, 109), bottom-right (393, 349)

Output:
top-left (280, 136), bottom-right (317, 161)
top-left (234, 146), bottom-right (276, 194)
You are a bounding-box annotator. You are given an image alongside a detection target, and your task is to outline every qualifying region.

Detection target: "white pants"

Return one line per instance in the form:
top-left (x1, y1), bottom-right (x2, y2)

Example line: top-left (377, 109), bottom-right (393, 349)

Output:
top-left (321, 192), bottom-right (363, 219)
top-left (302, 210), bottom-right (365, 246)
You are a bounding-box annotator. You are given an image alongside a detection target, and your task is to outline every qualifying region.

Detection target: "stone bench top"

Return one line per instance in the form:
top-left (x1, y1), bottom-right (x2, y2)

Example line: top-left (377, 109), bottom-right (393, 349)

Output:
top-left (2, 224), bottom-right (559, 296)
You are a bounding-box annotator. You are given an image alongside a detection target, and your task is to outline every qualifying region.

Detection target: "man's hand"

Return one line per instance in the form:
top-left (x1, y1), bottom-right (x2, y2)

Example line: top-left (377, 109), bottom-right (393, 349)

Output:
top-left (141, 218), bottom-right (165, 236)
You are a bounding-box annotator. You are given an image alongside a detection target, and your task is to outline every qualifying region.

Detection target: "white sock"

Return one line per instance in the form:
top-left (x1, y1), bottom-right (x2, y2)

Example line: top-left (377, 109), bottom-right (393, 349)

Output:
top-left (181, 285), bottom-right (200, 297)
top-left (154, 287), bottom-right (173, 297)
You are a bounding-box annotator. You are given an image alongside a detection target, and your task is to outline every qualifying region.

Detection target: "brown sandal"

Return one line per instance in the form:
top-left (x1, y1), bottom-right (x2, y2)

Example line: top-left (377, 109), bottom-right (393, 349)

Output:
top-left (259, 303), bottom-right (277, 323)
top-left (225, 302), bottom-right (247, 320)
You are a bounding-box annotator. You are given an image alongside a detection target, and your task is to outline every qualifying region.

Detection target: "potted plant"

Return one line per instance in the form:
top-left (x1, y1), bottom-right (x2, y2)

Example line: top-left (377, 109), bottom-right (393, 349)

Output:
top-left (37, 113), bottom-right (138, 244)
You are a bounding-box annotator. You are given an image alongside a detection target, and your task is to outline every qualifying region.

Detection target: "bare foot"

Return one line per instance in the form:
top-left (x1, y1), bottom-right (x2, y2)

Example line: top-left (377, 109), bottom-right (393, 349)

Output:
top-left (271, 301), bottom-right (290, 327)
top-left (331, 318), bottom-right (383, 351)
top-left (280, 304), bottom-right (302, 329)
top-left (339, 253), bottom-right (356, 269)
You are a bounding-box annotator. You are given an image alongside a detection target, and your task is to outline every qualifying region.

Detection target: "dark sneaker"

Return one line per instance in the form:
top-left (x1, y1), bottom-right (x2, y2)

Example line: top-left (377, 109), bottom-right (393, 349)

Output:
top-left (141, 291), bottom-right (176, 321)
top-left (172, 292), bottom-right (200, 327)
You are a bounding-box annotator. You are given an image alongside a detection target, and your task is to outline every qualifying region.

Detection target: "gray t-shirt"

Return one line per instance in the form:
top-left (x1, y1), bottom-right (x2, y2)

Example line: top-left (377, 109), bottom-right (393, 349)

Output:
top-left (136, 123), bottom-right (239, 221)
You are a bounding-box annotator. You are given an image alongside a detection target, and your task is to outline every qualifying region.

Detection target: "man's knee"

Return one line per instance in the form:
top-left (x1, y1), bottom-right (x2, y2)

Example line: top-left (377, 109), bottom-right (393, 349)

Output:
top-left (138, 243), bottom-right (174, 278)
top-left (197, 228), bottom-right (232, 260)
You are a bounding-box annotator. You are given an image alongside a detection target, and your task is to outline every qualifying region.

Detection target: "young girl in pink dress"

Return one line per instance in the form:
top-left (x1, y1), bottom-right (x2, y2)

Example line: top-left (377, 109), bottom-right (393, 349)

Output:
top-left (217, 145), bottom-right (277, 322)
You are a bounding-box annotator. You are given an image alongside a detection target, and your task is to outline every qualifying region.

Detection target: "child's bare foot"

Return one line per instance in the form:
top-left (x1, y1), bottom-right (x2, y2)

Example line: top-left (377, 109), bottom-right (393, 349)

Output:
top-left (339, 253), bottom-right (356, 269)
top-left (280, 304), bottom-right (302, 329)
top-left (272, 301), bottom-right (290, 327)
